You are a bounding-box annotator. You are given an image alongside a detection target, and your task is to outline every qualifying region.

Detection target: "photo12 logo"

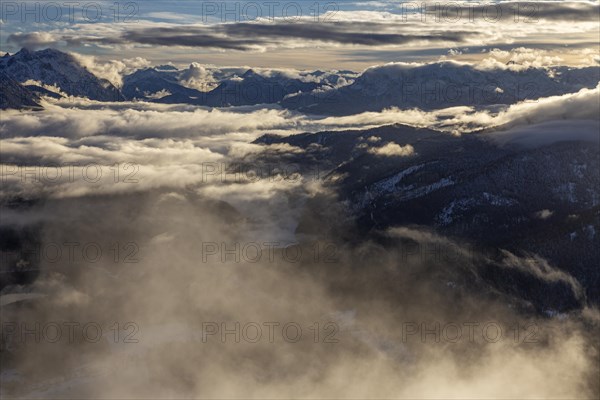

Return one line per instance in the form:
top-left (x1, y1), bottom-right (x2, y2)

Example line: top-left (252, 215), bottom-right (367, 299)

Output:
top-left (1, 242), bottom-right (140, 271)
top-left (0, 1), bottom-right (139, 23)
top-left (0, 163), bottom-right (140, 185)
top-left (199, 241), bottom-right (339, 264)
top-left (200, 162), bottom-right (321, 183)
top-left (200, 2), bottom-right (339, 23)
top-left (0, 321), bottom-right (139, 349)
top-left (401, 321), bottom-right (540, 344)
top-left (397, 2), bottom-right (539, 23)
top-left (201, 321), bottom-right (340, 343)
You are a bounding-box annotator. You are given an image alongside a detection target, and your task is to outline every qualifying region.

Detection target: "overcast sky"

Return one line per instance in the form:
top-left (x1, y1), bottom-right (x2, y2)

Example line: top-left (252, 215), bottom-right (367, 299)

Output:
top-left (1, 0), bottom-right (598, 70)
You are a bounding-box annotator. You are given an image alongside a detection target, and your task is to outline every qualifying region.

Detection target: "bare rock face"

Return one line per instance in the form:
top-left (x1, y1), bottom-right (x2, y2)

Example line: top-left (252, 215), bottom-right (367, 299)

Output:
top-left (0, 72), bottom-right (42, 110)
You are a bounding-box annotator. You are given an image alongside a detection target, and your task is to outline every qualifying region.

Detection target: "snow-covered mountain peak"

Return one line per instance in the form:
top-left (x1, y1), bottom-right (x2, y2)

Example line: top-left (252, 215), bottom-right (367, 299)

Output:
top-left (0, 48), bottom-right (124, 101)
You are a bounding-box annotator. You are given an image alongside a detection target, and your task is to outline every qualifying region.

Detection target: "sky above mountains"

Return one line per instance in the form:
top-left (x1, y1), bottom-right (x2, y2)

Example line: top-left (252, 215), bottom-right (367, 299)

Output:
top-left (1, 0), bottom-right (598, 70)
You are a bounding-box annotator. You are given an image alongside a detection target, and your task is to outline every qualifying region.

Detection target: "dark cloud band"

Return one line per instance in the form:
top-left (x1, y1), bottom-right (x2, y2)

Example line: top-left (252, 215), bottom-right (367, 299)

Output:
top-left (9, 21), bottom-right (472, 51)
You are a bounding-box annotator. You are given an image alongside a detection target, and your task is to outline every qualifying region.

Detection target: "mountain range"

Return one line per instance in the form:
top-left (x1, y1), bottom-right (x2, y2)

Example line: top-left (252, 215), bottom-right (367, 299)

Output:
top-left (282, 62), bottom-right (600, 114)
top-left (254, 122), bottom-right (600, 312)
top-left (122, 65), bottom-right (353, 106)
top-left (1, 47), bottom-right (599, 324)
top-left (2, 48), bottom-right (599, 113)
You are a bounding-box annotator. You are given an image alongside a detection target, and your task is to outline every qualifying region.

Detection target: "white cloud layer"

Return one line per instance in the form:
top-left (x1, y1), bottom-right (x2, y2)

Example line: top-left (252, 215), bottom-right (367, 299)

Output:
top-left (368, 142), bottom-right (415, 157)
